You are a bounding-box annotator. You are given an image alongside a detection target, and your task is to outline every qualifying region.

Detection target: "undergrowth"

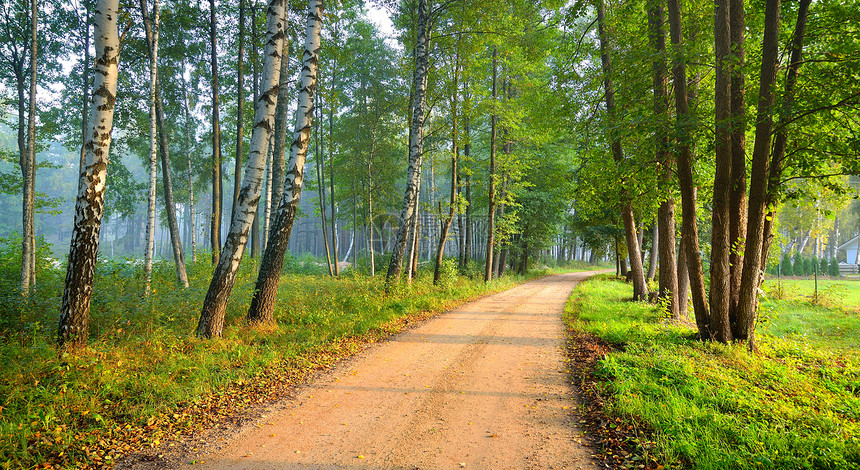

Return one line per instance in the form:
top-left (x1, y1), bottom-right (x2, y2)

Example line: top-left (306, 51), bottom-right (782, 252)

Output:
top-left (565, 275), bottom-right (860, 470)
top-left (0, 241), bottom-right (538, 469)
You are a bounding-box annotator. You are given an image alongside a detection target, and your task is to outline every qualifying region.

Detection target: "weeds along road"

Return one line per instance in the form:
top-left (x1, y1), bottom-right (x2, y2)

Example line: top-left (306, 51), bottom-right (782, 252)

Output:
top-left (192, 272), bottom-right (602, 470)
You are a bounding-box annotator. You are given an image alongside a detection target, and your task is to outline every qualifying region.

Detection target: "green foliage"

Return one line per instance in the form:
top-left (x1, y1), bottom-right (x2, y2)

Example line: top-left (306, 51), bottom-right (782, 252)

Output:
top-left (565, 276), bottom-right (860, 469)
top-left (830, 257), bottom-right (841, 277)
top-left (803, 257), bottom-right (813, 276)
top-left (793, 252), bottom-right (805, 276)
top-left (781, 252), bottom-right (793, 277)
top-left (820, 257), bottom-right (830, 276)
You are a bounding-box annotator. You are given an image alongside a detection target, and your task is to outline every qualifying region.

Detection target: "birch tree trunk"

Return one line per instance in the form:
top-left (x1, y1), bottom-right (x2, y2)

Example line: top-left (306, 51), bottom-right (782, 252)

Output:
top-left (233, 0), bottom-right (246, 221)
top-left (21, 0), bottom-right (37, 293)
top-left (209, 0), bottom-right (223, 265)
top-left (667, 0), bottom-right (711, 340)
top-left (247, 0), bottom-right (322, 323)
top-left (484, 49), bottom-right (497, 282)
top-left (58, 0), bottom-right (120, 348)
top-left (181, 71), bottom-right (196, 263)
top-left (328, 104), bottom-right (339, 276)
top-left (268, 2), bottom-right (291, 238)
top-left (385, 0), bottom-right (430, 289)
top-left (434, 52), bottom-right (459, 285)
top-left (143, 0), bottom-right (161, 296)
top-left (196, 0), bottom-right (287, 338)
top-left (141, 0), bottom-right (189, 287)
top-left (262, 133), bottom-right (274, 252)
top-left (314, 91), bottom-right (334, 276)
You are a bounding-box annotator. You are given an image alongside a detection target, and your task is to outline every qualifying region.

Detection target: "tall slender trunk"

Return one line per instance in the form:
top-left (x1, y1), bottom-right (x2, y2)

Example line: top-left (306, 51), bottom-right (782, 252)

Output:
top-left (21, 0), bottom-right (37, 293)
top-left (249, 1), bottom-right (260, 258)
top-left (210, 0), bottom-right (223, 264)
top-left (141, 0), bottom-right (189, 288)
top-left (385, 0), bottom-right (430, 289)
top-left (596, 0), bottom-right (647, 300)
top-left (233, 0), bottom-right (245, 221)
top-left (736, 0), bottom-right (792, 347)
top-left (649, 0), bottom-right (677, 316)
top-left (329, 102), bottom-right (339, 275)
top-left (434, 51), bottom-right (459, 285)
top-left (646, 223), bottom-right (658, 282)
top-left (262, 133), bottom-right (274, 252)
top-left (709, 0), bottom-right (733, 342)
top-left (78, 0), bottom-right (91, 173)
top-left (315, 92), bottom-right (334, 276)
top-left (142, 0), bottom-right (160, 296)
top-left (366, 134), bottom-right (376, 276)
top-left (667, 0), bottom-right (711, 339)
top-left (484, 49), bottom-right (498, 282)
top-left (728, 0), bottom-right (747, 328)
top-left (181, 71), bottom-right (196, 263)
top-left (58, 0), bottom-right (120, 348)
top-left (197, 0), bottom-right (287, 337)
top-left (268, 2), bottom-right (290, 244)
top-left (247, 0), bottom-right (320, 323)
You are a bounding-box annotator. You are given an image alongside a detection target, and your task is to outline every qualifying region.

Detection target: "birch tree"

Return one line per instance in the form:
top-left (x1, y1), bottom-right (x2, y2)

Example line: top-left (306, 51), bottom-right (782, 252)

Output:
top-left (385, 0), bottom-right (430, 289)
top-left (21, 0), bottom-right (37, 293)
top-left (58, 0), bottom-right (120, 348)
top-left (196, 0), bottom-right (287, 338)
top-left (248, 0), bottom-right (323, 324)
top-left (142, 0), bottom-right (160, 296)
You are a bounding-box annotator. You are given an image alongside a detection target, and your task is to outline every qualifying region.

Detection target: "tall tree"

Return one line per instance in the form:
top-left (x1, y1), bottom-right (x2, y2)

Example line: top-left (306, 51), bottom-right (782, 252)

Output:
top-left (140, 0), bottom-right (189, 288)
top-left (248, 0), bottom-right (323, 324)
top-left (596, 0), bottom-right (648, 301)
top-left (667, 0), bottom-right (711, 339)
top-left (233, 0), bottom-right (246, 221)
top-left (196, 0), bottom-right (287, 338)
top-left (142, 0), bottom-right (161, 296)
top-left (385, 0), bottom-right (430, 289)
top-left (649, 0), bottom-right (678, 317)
top-left (58, 0), bottom-right (120, 348)
top-left (734, 0), bottom-right (783, 348)
top-left (434, 49), bottom-right (459, 285)
top-left (210, 0), bottom-right (223, 264)
top-left (727, 0), bottom-right (747, 325)
top-left (21, 0), bottom-right (37, 293)
top-left (484, 48), bottom-right (498, 282)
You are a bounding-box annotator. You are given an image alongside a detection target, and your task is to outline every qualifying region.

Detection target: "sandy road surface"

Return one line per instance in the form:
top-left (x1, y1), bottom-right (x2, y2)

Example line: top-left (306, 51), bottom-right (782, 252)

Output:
top-left (193, 272), bottom-right (601, 470)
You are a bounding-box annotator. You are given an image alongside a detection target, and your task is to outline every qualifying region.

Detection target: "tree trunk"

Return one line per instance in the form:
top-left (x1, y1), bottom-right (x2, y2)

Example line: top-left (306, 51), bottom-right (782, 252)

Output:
top-left (262, 133), bottom-right (274, 252)
top-left (78, 1), bottom-right (91, 174)
top-left (329, 103), bottom-right (339, 276)
top-left (233, 0), bottom-right (245, 221)
top-left (141, 0), bottom-right (189, 288)
top-left (484, 49), bottom-right (498, 282)
top-left (463, 89), bottom-right (472, 265)
top-left (58, 0), bottom-right (120, 348)
top-left (20, 0), bottom-right (37, 293)
top-left (196, 0), bottom-right (287, 337)
top-left (268, 3), bottom-right (290, 244)
top-left (667, 0), bottom-right (711, 339)
top-left (181, 71), bottom-right (196, 263)
top-left (247, 0), bottom-right (319, 324)
top-left (385, 0), bottom-right (430, 289)
top-left (646, 222), bottom-right (658, 282)
top-left (728, 0), bottom-right (747, 330)
top-left (249, 2), bottom-right (260, 258)
top-left (210, 0), bottom-right (223, 264)
top-left (314, 89), bottom-right (334, 276)
top-left (142, 0), bottom-right (160, 296)
top-left (738, 0), bottom-right (802, 348)
top-left (434, 55), bottom-right (459, 285)
top-left (648, 0), bottom-right (677, 315)
top-left (677, 233), bottom-right (689, 317)
top-left (597, 0), bottom-right (647, 300)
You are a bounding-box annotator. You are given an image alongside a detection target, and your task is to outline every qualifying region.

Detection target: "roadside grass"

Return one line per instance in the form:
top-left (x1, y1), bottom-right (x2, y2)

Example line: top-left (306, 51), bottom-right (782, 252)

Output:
top-left (565, 275), bottom-right (860, 470)
top-left (762, 277), bottom-right (860, 313)
top-left (0, 252), bottom-right (538, 469)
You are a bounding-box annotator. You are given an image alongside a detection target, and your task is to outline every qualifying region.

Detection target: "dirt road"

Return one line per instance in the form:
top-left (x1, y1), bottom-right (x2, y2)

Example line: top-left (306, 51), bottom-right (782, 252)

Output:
top-left (193, 272), bottom-right (600, 469)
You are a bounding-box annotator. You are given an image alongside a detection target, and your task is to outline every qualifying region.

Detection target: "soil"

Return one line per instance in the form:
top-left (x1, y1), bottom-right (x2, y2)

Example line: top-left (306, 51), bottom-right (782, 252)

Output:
top-left (128, 272), bottom-right (606, 470)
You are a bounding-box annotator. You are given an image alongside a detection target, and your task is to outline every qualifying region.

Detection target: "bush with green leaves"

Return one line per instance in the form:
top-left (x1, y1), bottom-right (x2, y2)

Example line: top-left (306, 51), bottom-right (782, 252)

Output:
top-left (819, 257), bottom-right (829, 275)
top-left (830, 257), bottom-right (841, 277)
top-left (780, 252), bottom-right (792, 276)
top-left (792, 252), bottom-right (805, 276)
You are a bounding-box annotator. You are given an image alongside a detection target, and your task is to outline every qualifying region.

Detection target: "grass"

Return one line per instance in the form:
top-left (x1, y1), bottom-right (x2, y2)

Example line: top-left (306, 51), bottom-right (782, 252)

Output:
top-left (565, 275), bottom-right (860, 470)
top-left (0, 243), bottom-right (543, 469)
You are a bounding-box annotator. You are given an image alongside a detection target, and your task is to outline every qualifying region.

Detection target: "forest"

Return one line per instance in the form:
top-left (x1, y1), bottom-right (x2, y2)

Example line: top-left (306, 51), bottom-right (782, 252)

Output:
top-left (1, 0), bottom-right (859, 467)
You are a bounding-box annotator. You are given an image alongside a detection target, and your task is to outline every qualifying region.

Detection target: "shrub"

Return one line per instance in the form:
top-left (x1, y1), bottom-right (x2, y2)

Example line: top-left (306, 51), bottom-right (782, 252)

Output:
top-left (792, 252), bottom-right (804, 276)
top-left (803, 257), bottom-right (813, 276)
top-left (829, 257), bottom-right (841, 277)
top-left (780, 252), bottom-right (792, 276)
top-left (819, 257), bottom-right (829, 275)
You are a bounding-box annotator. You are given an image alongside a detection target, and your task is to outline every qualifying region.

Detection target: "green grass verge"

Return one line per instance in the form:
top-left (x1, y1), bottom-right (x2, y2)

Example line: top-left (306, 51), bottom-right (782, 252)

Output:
top-left (565, 275), bottom-right (860, 470)
top-left (0, 255), bottom-right (539, 468)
